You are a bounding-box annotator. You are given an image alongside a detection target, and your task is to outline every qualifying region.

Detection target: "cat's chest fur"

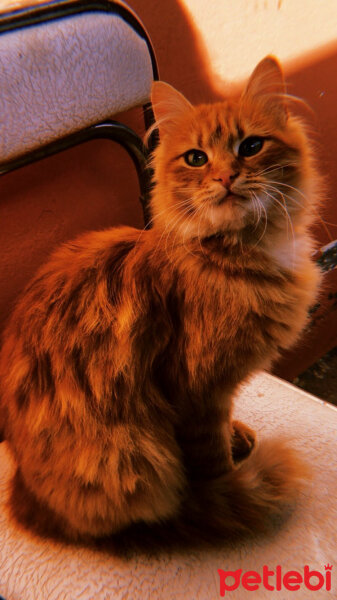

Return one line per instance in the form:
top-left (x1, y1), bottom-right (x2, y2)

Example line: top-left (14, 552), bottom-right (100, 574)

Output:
top-left (163, 253), bottom-right (268, 389)
top-left (163, 238), bottom-right (319, 390)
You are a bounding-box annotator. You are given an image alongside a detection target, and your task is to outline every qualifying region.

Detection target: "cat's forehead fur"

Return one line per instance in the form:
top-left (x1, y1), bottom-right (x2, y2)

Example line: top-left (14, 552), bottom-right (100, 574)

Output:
top-left (165, 99), bottom-right (278, 153)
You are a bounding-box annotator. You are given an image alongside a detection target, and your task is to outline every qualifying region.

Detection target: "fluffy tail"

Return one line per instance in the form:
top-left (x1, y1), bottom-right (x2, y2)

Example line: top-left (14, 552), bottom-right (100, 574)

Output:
top-left (186, 438), bottom-right (309, 539)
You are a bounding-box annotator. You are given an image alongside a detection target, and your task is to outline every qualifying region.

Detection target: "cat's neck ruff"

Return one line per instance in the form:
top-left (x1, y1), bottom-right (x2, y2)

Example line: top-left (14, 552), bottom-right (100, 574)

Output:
top-left (264, 227), bottom-right (314, 273)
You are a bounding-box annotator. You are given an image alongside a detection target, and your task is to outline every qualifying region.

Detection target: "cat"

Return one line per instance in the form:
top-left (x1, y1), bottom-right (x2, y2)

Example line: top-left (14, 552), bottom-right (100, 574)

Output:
top-left (0, 56), bottom-right (321, 544)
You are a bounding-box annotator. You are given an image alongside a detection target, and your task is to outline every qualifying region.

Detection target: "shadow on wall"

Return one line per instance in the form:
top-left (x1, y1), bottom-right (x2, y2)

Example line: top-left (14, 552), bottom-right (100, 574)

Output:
top-left (0, 0), bottom-right (336, 379)
top-left (128, 0), bottom-right (227, 103)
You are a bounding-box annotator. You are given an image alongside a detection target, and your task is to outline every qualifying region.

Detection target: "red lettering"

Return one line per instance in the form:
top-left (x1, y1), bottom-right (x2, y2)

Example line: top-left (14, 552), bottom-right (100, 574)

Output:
top-left (262, 565), bottom-right (275, 591)
top-left (218, 569), bottom-right (242, 597)
top-left (218, 564), bottom-right (331, 595)
top-left (283, 571), bottom-right (302, 591)
top-left (241, 571), bottom-right (261, 591)
top-left (304, 566), bottom-right (324, 591)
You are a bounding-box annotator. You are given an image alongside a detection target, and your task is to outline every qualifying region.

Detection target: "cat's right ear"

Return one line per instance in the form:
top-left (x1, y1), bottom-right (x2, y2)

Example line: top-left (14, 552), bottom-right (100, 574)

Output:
top-left (151, 82), bottom-right (192, 137)
top-left (242, 56), bottom-right (288, 127)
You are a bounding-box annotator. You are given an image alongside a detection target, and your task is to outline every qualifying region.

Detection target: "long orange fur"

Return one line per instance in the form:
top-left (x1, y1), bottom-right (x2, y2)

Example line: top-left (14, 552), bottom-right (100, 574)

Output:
top-left (0, 57), bottom-right (321, 544)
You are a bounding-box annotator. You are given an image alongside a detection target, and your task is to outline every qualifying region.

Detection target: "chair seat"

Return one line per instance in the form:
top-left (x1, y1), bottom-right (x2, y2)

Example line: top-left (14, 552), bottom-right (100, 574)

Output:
top-left (0, 0), bottom-right (154, 162)
top-left (0, 372), bottom-right (335, 599)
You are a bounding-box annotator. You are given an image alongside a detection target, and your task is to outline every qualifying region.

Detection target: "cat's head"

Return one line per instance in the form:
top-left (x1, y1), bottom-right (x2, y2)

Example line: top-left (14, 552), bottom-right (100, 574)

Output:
top-left (150, 57), bottom-right (314, 243)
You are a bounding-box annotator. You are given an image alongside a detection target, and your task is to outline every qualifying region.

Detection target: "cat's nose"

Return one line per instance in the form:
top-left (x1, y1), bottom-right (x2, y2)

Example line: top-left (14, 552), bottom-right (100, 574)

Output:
top-left (213, 171), bottom-right (239, 189)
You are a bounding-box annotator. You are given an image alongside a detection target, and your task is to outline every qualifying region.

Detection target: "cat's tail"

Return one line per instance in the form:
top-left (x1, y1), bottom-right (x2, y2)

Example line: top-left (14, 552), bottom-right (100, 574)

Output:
top-left (180, 437), bottom-right (309, 544)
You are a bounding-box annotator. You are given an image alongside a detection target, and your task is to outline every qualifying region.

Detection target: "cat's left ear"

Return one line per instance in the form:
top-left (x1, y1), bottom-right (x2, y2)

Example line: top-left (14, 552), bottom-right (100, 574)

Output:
top-left (242, 56), bottom-right (288, 127)
top-left (151, 81), bottom-right (192, 137)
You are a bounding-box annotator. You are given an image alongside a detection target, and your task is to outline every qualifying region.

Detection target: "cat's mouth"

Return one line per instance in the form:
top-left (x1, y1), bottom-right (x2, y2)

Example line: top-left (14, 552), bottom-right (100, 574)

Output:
top-left (215, 192), bottom-right (243, 206)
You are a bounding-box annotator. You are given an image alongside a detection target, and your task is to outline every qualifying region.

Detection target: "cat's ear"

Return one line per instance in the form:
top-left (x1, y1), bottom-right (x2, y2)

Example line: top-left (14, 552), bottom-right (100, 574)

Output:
top-left (151, 81), bottom-right (192, 137)
top-left (242, 56), bottom-right (288, 126)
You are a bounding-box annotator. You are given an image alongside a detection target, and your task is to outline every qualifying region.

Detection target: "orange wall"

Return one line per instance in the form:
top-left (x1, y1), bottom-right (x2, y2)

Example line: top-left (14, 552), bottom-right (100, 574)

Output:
top-left (1, 0), bottom-right (337, 379)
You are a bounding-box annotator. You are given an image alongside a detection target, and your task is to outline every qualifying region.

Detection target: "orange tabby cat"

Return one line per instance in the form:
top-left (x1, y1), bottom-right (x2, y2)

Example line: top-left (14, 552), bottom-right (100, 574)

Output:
top-left (0, 57), bottom-right (321, 543)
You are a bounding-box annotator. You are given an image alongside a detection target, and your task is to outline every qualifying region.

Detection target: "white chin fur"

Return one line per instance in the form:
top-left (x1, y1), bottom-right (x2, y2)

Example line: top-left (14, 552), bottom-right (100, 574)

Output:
top-left (207, 201), bottom-right (248, 232)
top-left (175, 203), bottom-right (250, 239)
top-left (172, 198), bottom-right (254, 240)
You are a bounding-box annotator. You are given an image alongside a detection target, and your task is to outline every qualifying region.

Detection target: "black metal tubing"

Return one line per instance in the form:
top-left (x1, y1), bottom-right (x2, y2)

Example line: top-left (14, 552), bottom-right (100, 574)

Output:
top-left (0, 121), bottom-right (152, 226)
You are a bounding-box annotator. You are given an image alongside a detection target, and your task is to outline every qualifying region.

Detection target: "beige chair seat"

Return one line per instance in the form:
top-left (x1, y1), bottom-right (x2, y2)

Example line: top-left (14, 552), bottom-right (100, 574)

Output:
top-left (0, 372), bottom-right (336, 599)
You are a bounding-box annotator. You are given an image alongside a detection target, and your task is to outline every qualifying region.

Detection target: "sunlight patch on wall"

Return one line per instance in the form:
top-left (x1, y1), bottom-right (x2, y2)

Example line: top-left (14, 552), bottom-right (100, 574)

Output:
top-left (181, 0), bottom-right (337, 84)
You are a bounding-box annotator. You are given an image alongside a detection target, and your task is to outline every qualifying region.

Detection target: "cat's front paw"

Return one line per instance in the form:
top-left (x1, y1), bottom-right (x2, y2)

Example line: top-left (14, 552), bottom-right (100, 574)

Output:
top-left (231, 420), bottom-right (256, 463)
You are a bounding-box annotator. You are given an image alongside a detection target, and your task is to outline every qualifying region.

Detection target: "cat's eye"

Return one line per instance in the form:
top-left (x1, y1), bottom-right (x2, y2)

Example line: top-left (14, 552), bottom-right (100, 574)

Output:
top-left (238, 136), bottom-right (264, 157)
top-left (184, 149), bottom-right (208, 167)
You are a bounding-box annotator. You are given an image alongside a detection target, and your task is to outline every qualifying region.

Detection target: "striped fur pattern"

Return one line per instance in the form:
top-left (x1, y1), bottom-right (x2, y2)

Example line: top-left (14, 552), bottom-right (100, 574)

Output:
top-left (0, 57), bottom-right (321, 543)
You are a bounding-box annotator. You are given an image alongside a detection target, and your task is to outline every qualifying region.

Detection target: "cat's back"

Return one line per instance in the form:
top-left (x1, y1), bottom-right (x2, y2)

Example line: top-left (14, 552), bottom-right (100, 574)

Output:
top-left (0, 226), bottom-right (144, 428)
top-left (5, 225), bottom-right (140, 334)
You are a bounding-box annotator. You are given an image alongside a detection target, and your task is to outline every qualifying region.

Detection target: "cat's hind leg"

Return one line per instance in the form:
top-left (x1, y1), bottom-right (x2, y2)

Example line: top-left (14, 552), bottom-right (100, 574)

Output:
top-left (9, 423), bottom-right (186, 541)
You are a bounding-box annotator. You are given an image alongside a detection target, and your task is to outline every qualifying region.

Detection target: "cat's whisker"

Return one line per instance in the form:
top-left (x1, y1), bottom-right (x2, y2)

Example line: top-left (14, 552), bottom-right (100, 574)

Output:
top-left (171, 204), bottom-right (203, 260)
top-left (250, 192), bottom-right (268, 249)
top-left (160, 212), bottom-right (189, 258)
top-left (253, 162), bottom-right (297, 178)
top-left (136, 201), bottom-right (187, 240)
top-left (153, 207), bottom-right (187, 256)
top-left (256, 197), bottom-right (264, 228)
top-left (183, 218), bottom-right (203, 259)
top-left (261, 184), bottom-right (306, 215)
top-left (265, 180), bottom-right (307, 200)
top-left (146, 191), bottom-right (206, 257)
top-left (136, 198), bottom-right (195, 246)
top-left (166, 209), bottom-right (191, 256)
top-left (251, 193), bottom-right (263, 229)
top-left (262, 188), bottom-right (296, 267)
top-left (248, 193), bottom-right (259, 229)
top-left (264, 183), bottom-right (335, 235)
top-left (180, 203), bottom-right (207, 254)
top-left (195, 204), bottom-right (208, 257)
top-left (263, 183), bottom-right (335, 242)
top-left (162, 203), bottom-right (200, 259)
top-left (264, 188), bottom-right (291, 225)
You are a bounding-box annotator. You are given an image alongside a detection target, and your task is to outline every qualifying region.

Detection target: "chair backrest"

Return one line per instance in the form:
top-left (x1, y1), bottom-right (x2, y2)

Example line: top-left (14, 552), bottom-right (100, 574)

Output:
top-left (0, 0), bottom-right (158, 172)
